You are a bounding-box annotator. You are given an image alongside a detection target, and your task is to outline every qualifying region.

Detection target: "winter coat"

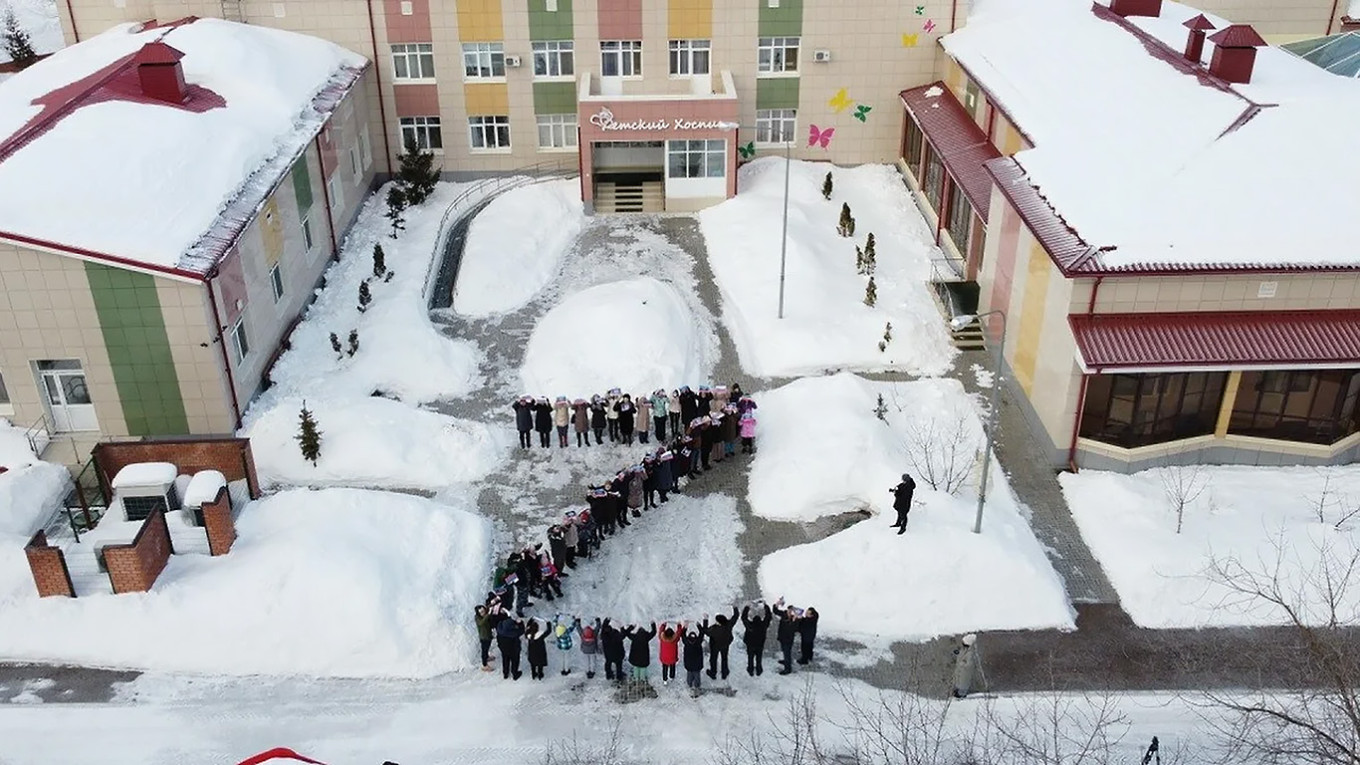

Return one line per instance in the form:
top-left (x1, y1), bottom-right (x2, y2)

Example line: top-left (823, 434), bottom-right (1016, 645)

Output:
top-left (601, 621), bottom-right (626, 661)
top-left (496, 618), bottom-right (525, 643)
top-left (526, 627), bottom-right (549, 666)
top-left (615, 400), bottom-right (636, 431)
top-left (533, 403), bottom-right (553, 433)
top-left (658, 627), bottom-right (680, 665)
top-left (737, 397), bottom-right (758, 416)
top-left (513, 401), bottom-right (533, 432)
top-left (698, 392), bottom-right (715, 414)
top-left (626, 471), bottom-right (643, 509)
top-left (740, 415), bottom-right (757, 439)
top-left (893, 477), bottom-right (916, 512)
top-left (575, 619), bottom-right (601, 655)
top-left (703, 607), bottom-right (740, 650)
top-left (553, 401), bottom-right (570, 427)
top-left (572, 402), bottom-right (589, 433)
top-left (721, 412), bottom-right (738, 441)
top-left (679, 390), bottom-right (699, 423)
top-left (638, 399), bottom-right (652, 423)
top-left (742, 604), bottom-right (771, 649)
top-left (654, 453), bottom-right (674, 487)
top-left (552, 621), bottom-right (574, 651)
top-left (475, 611), bottom-right (494, 641)
top-left (548, 530), bottom-right (568, 568)
top-left (606, 394), bottom-right (621, 420)
top-left (668, 391), bottom-right (681, 418)
top-left (624, 624), bottom-right (657, 668)
top-left (799, 611), bottom-right (819, 646)
top-left (590, 402), bottom-right (607, 429)
top-left (651, 393), bottom-right (669, 418)
top-left (677, 631), bottom-right (701, 666)
top-left (563, 520), bottom-right (580, 548)
top-left (775, 609), bottom-right (798, 646)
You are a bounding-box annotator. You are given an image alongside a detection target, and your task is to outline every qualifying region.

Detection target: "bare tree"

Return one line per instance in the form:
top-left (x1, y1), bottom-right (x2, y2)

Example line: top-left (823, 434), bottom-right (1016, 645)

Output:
top-left (543, 717), bottom-right (633, 765)
top-left (713, 677), bottom-right (845, 765)
top-left (839, 683), bottom-right (969, 765)
top-left (974, 690), bottom-right (1132, 765)
top-left (899, 405), bottom-right (979, 495)
top-left (1307, 469), bottom-right (1360, 531)
top-left (1159, 461), bottom-right (1209, 534)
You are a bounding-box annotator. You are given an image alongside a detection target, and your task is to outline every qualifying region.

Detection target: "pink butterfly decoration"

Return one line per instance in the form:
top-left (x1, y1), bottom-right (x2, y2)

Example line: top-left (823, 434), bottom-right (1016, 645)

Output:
top-left (808, 124), bottom-right (835, 148)
top-left (923, 19), bottom-right (937, 33)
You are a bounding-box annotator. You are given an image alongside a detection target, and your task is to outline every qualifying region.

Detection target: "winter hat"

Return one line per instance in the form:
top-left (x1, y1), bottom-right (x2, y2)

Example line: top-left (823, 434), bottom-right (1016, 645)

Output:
top-left (741, 411), bottom-right (754, 420)
top-left (556, 623), bottom-right (568, 637)
top-left (902, 473), bottom-right (911, 482)
top-left (556, 396), bottom-right (568, 403)
top-left (583, 625), bottom-right (596, 640)
top-left (574, 398), bottom-right (587, 406)
top-left (538, 396), bottom-right (549, 403)
top-left (565, 509), bottom-right (576, 518)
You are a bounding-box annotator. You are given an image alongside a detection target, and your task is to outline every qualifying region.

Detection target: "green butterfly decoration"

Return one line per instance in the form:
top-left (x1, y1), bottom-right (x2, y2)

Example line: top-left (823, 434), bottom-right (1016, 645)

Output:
top-left (853, 104), bottom-right (872, 123)
top-left (738, 141), bottom-right (756, 159)
top-left (915, 5), bottom-right (925, 14)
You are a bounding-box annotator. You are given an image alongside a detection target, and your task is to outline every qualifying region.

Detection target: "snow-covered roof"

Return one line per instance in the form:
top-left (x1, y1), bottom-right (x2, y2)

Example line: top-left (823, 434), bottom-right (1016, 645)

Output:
top-left (942, 0), bottom-right (1360, 271)
top-left (0, 18), bottom-right (366, 276)
top-left (111, 461), bottom-right (178, 489)
top-left (182, 469), bottom-right (227, 507)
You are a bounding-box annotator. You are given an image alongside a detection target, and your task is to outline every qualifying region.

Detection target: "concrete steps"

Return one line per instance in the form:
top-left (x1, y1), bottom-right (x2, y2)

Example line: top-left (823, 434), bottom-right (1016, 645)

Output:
top-left (596, 181), bottom-right (663, 213)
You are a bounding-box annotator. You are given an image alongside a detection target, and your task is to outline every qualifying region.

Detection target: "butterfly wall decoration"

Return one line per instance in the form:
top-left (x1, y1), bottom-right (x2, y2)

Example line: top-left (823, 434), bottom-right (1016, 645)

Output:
top-left (738, 141), bottom-right (756, 160)
top-left (853, 104), bottom-right (872, 123)
top-left (915, 5), bottom-right (925, 14)
top-left (901, 33), bottom-right (919, 47)
top-left (828, 88), bottom-right (853, 114)
top-left (808, 124), bottom-right (834, 149)
top-left (923, 19), bottom-right (937, 33)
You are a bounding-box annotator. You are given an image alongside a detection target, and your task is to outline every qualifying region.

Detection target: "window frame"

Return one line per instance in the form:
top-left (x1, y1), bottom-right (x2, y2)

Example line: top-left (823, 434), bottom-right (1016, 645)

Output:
top-left (301, 216), bottom-right (314, 252)
top-left (462, 42), bottom-right (506, 80)
top-left (536, 113), bottom-right (578, 151)
top-left (269, 263), bottom-right (285, 303)
top-left (754, 108), bottom-right (796, 145)
top-left (667, 139), bottom-right (726, 179)
top-left (230, 315), bottom-right (250, 364)
top-left (531, 40), bottom-right (575, 79)
top-left (757, 36), bottom-right (800, 75)
top-left (601, 40), bottom-right (643, 78)
top-left (326, 173), bottom-right (343, 215)
top-left (391, 42), bottom-right (436, 82)
top-left (669, 39), bottom-right (712, 77)
top-left (468, 115), bottom-right (512, 152)
top-left (399, 116), bottom-right (443, 152)
top-left (945, 182), bottom-right (973, 255)
top-left (1079, 372), bottom-right (1228, 448)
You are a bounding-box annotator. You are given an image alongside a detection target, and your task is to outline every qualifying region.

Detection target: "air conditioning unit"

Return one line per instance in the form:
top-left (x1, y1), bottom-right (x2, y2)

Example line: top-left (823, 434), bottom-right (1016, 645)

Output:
top-left (505, 55), bottom-right (522, 68)
top-left (813, 50), bottom-right (832, 63)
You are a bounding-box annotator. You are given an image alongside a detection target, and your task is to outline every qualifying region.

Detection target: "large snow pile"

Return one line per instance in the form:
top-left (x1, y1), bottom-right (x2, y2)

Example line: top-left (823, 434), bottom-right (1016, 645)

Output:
top-left (0, 0), bottom-right (64, 63)
top-left (453, 179), bottom-right (585, 317)
top-left (753, 374), bottom-right (1073, 642)
top-left (549, 494), bottom-right (744, 624)
top-left (520, 276), bottom-right (717, 395)
top-left (0, 419), bottom-right (70, 538)
top-left (1062, 466), bottom-right (1360, 628)
top-left (245, 396), bottom-right (506, 490)
top-left (0, 487), bottom-right (493, 677)
top-left (699, 160), bottom-right (955, 377)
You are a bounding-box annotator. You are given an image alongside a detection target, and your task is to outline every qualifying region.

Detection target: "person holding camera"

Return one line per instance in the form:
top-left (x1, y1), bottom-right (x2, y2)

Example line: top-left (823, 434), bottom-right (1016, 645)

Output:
top-left (891, 473), bottom-right (916, 534)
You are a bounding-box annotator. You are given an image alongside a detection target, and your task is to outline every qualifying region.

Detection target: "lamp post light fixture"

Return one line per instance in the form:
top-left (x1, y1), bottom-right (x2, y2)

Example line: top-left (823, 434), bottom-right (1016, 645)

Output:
top-left (949, 310), bottom-right (1008, 534)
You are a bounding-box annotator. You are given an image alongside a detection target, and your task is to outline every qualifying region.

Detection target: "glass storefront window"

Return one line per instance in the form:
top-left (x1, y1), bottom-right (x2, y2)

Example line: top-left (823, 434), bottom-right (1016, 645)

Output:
top-left (1079, 372), bottom-right (1228, 448)
top-left (922, 144), bottom-right (943, 212)
top-left (1228, 369), bottom-right (1360, 444)
top-left (904, 117), bottom-right (923, 177)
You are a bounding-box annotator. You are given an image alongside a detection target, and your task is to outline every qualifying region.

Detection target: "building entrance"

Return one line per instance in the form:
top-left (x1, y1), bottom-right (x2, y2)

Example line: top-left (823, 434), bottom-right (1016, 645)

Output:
top-left (592, 141), bottom-right (664, 213)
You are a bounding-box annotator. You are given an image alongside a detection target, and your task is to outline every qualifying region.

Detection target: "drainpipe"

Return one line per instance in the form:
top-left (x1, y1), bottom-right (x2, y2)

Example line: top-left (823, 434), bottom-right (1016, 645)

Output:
top-left (1086, 275), bottom-right (1103, 314)
top-left (204, 273), bottom-right (244, 430)
top-left (315, 134), bottom-right (340, 259)
top-left (950, 0), bottom-right (959, 32)
top-left (64, 0), bottom-right (81, 42)
top-left (364, 0), bottom-right (395, 176)
top-left (1327, 0), bottom-right (1340, 35)
top-left (1067, 276), bottom-right (1104, 470)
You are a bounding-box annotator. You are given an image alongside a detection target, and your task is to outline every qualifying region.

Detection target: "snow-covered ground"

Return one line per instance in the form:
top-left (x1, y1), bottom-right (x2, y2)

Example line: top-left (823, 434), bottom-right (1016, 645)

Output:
top-left (1062, 466), bottom-right (1360, 628)
top-left (752, 374), bottom-right (1074, 642)
top-left (0, 487), bottom-right (492, 677)
top-left (453, 179), bottom-right (585, 317)
top-left (0, 0), bottom-right (64, 64)
top-left (699, 160), bottom-right (956, 377)
top-left (0, 419), bottom-right (69, 538)
top-left (242, 181), bottom-right (501, 490)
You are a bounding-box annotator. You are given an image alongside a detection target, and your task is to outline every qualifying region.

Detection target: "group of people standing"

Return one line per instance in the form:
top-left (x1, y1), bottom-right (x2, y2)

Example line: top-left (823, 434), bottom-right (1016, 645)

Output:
top-left (472, 598), bottom-right (820, 695)
top-left (512, 384), bottom-right (758, 453)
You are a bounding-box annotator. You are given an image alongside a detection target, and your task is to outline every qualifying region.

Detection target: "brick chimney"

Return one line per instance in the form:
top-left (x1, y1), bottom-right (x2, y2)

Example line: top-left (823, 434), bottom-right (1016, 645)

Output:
top-left (132, 41), bottom-right (188, 104)
top-left (1182, 14), bottom-right (1216, 64)
top-left (1207, 24), bottom-right (1268, 84)
top-left (1109, 0), bottom-right (1163, 17)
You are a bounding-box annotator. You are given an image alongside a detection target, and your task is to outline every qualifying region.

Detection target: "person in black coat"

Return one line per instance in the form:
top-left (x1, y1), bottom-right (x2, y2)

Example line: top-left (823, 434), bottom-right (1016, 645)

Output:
top-left (533, 398), bottom-right (553, 448)
top-left (773, 603), bottom-right (798, 675)
top-left (590, 396), bottom-right (607, 445)
top-left (700, 606), bottom-right (739, 680)
top-left (623, 622), bottom-right (657, 682)
top-left (741, 602), bottom-right (772, 676)
top-left (891, 473), bottom-right (916, 534)
top-left (653, 451), bottom-right (673, 504)
top-left (525, 619), bottom-right (549, 680)
top-left (679, 386), bottom-right (699, 424)
top-left (608, 473), bottom-right (631, 528)
top-left (681, 624), bottom-right (705, 693)
top-left (495, 614), bottom-right (525, 680)
top-left (600, 618), bottom-right (626, 681)
top-left (513, 397), bottom-right (533, 449)
top-left (797, 607), bottom-right (819, 665)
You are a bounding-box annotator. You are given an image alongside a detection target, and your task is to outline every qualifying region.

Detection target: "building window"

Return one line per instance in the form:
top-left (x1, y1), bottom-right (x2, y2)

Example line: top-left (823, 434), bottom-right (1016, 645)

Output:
top-left (399, 116), bottom-right (443, 151)
top-left (1229, 369), bottom-right (1360, 444)
top-left (532, 40), bottom-right (574, 78)
top-left (463, 42), bottom-right (506, 79)
top-left (601, 40), bottom-right (643, 77)
top-left (1079, 372), bottom-right (1228, 449)
top-left (469, 115), bottom-right (511, 150)
top-left (327, 174), bottom-right (343, 214)
top-left (904, 115), bottom-right (924, 174)
top-left (230, 316), bottom-right (250, 364)
top-left (359, 127), bottom-right (372, 170)
top-left (0, 370), bottom-right (8, 405)
top-left (668, 139), bottom-right (725, 179)
top-left (757, 37), bottom-right (800, 74)
top-left (270, 264), bottom-right (284, 303)
top-left (922, 143), bottom-right (944, 212)
top-left (536, 114), bottom-right (578, 149)
top-left (669, 39), bottom-right (711, 76)
top-left (964, 80), bottom-right (979, 115)
top-left (755, 108), bottom-right (796, 144)
top-left (301, 217), bottom-right (314, 251)
top-left (349, 146), bottom-right (360, 179)
top-left (391, 43), bottom-right (435, 81)
top-left (945, 183), bottom-right (973, 255)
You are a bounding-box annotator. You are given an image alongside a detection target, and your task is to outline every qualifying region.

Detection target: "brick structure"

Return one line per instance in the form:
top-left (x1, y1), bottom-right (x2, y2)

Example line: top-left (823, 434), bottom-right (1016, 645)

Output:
top-left (103, 510), bottom-right (174, 594)
top-left (200, 486), bottom-right (236, 557)
top-left (92, 438), bottom-right (261, 505)
top-left (25, 531), bottom-right (76, 598)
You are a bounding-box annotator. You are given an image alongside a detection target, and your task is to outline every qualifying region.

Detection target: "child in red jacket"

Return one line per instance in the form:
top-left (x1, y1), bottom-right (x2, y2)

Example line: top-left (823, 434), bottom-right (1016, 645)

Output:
top-left (658, 622), bottom-right (681, 686)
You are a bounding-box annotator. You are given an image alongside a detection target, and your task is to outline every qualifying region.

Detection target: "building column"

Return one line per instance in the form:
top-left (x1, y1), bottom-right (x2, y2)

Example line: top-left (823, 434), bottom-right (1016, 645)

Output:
top-left (1214, 370), bottom-right (1243, 438)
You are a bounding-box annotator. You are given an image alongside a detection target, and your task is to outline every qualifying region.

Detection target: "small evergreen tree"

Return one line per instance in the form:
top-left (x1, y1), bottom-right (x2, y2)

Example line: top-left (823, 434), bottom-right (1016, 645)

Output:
top-left (373, 244), bottom-right (387, 279)
top-left (329, 331), bottom-right (342, 358)
top-left (384, 186), bottom-right (407, 239)
top-left (2, 10), bottom-right (36, 68)
top-left (357, 280), bottom-right (372, 312)
top-left (821, 171), bottom-right (834, 201)
top-left (863, 233), bottom-right (877, 275)
top-left (397, 138), bottom-right (440, 206)
top-left (883, 321), bottom-right (893, 345)
top-left (864, 276), bottom-right (877, 307)
top-left (837, 203), bottom-right (856, 238)
top-left (296, 401), bottom-right (322, 466)
top-left (347, 329), bottom-right (359, 357)
top-left (855, 244), bottom-right (865, 275)
top-left (874, 393), bottom-right (888, 421)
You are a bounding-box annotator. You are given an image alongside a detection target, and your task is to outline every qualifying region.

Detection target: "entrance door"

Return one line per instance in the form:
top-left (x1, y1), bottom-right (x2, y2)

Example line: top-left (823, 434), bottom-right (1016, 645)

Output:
top-left (37, 360), bottom-right (99, 432)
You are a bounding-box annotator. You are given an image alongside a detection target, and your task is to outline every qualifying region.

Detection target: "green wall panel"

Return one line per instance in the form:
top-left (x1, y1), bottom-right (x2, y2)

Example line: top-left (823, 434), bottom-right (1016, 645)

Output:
top-left (757, 0), bottom-right (802, 36)
top-left (533, 81), bottom-right (578, 114)
top-left (291, 156), bottom-right (312, 215)
top-left (528, 0), bottom-right (573, 40)
top-left (756, 78), bottom-right (801, 110)
top-left (84, 262), bottom-right (190, 436)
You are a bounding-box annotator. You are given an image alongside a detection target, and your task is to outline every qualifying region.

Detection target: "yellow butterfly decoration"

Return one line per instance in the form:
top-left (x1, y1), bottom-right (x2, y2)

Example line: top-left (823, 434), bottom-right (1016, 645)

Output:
top-left (828, 88), bottom-right (853, 114)
top-left (901, 33), bottom-right (919, 47)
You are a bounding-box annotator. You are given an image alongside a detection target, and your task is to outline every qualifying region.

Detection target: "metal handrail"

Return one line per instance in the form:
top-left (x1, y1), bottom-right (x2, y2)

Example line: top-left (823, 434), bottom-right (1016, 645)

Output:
top-left (22, 412), bottom-right (51, 456)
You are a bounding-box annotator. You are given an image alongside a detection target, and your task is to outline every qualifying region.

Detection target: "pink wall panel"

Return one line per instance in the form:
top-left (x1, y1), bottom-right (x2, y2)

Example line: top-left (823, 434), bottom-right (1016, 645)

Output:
top-left (598, 0), bottom-right (643, 39)
top-left (393, 84), bottom-right (441, 116)
top-left (383, 0), bottom-right (433, 43)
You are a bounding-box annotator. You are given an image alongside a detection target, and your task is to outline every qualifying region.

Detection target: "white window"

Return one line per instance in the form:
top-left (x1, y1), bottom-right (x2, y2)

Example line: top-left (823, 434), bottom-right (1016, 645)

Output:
top-left (349, 146), bottom-right (360, 179)
top-left (270, 263), bottom-right (284, 302)
top-left (230, 316), bottom-right (250, 363)
top-left (327, 174), bottom-right (343, 214)
top-left (755, 108), bottom-right (797, 144)
top-left (758, 36), bottom-right (800, 74)
top-left (0, 370), bottom-right (9, 406)
top-left (531, 40), bottom-right (574, 78)
top-left (601, 40), bottom-right (642, 77)
top-left (359, 126), bottom-right (372, 170)
top-left (669, 39), bottom-right (711, 76)
top-left (399, 116), bottom-right (443, 151)
top-left (301, 216), bottom-right (314, 251)
top-left (536, 114), bottom-right (578, 149)
top-left (463, 42), bottom-right (506, 79)
top-left (668, 139), bottom-right (726, 179)
top-left (391, 43), bottom-right (435, 81)
top-left (469, 116), bottom-right (511, 150)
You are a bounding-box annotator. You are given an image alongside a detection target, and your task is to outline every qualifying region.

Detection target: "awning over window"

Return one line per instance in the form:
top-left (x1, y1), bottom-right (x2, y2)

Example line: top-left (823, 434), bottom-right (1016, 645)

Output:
top-left (1069, 310), bottom-right (1360, 371)
top-left (900, 83), bottom-right (1001, 221)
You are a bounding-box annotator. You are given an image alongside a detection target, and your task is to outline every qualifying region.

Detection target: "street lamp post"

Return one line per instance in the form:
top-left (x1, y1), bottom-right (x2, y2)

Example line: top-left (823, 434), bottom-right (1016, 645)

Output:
top-left (729, 121), bottom-right (793, 319)
top-left (950, 310), bottom-right (1007, 534)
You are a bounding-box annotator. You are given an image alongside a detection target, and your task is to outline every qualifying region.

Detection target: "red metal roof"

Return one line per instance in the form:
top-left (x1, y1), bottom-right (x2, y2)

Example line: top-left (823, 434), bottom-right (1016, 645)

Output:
top-left (1183, 13), bottom-right (1216, 31)
top-left (1209, 24), bottom-right (1268, 48)
top-left (1069, 310), bottom-right (1360, 370)
top-left (900, 82), bottom-right (1001, 221)
top-left (131, 41), bottom-right (184, 65)
top-left (984, 156), bottom-right (1103, 272)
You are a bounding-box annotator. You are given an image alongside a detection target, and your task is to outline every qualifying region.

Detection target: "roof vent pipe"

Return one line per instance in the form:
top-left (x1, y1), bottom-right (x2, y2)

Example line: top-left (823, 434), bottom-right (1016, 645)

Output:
top-left (1207, 24), bottom-right (1268, 84)
top-left (1109, 0), bottom-right (1163, 18)
top-left (132, 41), bottom-right (188, 104)
top-left (1182, 14), bottom-right (1216, 64)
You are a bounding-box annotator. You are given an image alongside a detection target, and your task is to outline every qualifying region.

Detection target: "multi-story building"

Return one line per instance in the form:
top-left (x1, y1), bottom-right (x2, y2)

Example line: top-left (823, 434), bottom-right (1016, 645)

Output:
top-left (0, 18), bottom-right (374, 461)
